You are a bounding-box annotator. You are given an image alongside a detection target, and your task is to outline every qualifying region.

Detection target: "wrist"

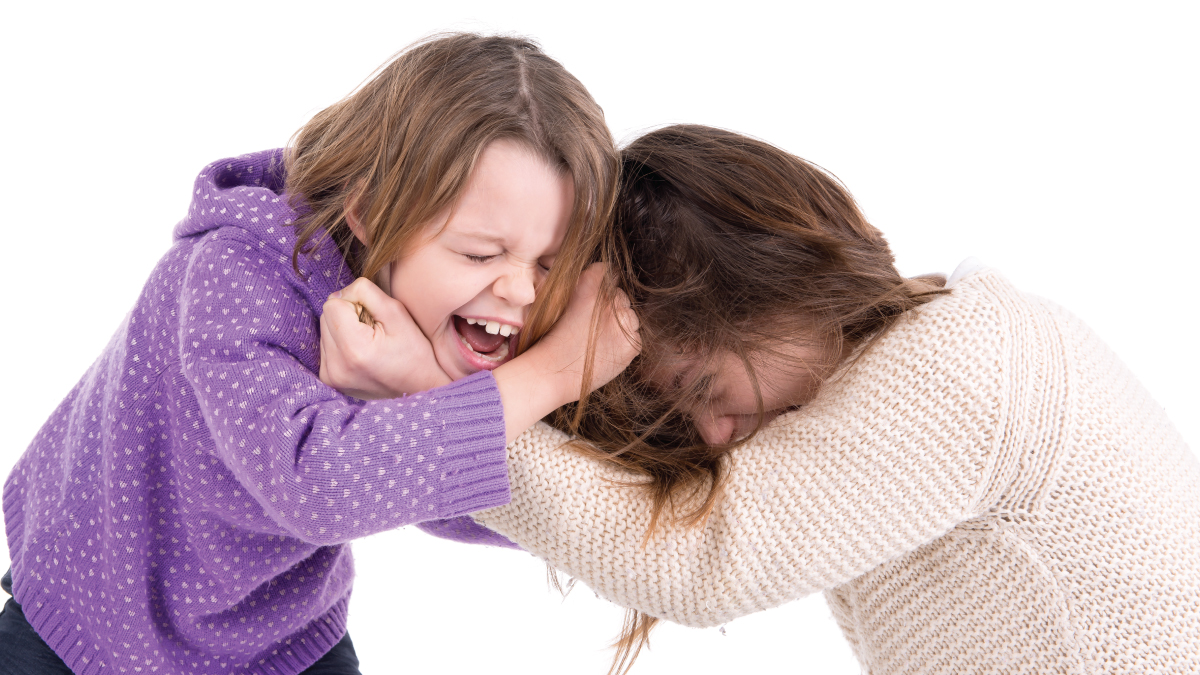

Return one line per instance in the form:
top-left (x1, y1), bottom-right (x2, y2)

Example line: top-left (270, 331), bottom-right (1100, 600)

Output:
top-left (417, 364), bottom-right (452, 394)
top-left (381, 355), bottom-right (450, 397)
top-left (493, 347), bottom-right (575, 445)
top-left (527, 342), bottom-right (581, 407)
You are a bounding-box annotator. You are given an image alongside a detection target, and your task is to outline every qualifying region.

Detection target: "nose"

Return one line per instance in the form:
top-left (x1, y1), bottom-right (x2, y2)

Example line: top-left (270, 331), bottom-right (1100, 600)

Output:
top-left (694, 414), bottom-right (738, 446)
top-left (492, 263), bottom-right (538, 307)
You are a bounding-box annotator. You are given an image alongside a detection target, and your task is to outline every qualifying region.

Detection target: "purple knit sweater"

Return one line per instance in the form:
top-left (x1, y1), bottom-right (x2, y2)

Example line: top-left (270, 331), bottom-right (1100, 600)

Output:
top-left (3, 150), bottom-right (516, 675)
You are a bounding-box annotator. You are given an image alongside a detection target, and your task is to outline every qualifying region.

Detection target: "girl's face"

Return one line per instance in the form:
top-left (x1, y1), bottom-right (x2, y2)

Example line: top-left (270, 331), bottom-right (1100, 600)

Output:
top-left (387, 139), bottom-right (574, 381)
top-left (648, 342), bottom-right (829, 445)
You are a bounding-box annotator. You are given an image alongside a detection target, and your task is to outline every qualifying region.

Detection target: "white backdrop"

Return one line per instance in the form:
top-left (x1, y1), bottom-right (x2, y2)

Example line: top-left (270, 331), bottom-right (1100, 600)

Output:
top-left (2, 2), bottom-right (1197, 674)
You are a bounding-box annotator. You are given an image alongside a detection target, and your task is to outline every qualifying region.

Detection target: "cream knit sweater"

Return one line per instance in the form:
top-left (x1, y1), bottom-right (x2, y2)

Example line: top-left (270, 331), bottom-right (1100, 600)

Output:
top-left (474, 269), bottom-right (1200, 674)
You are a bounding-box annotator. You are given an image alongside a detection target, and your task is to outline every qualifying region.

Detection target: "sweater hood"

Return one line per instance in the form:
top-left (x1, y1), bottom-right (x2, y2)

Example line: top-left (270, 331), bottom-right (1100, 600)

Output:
top-left (173, 148), bottom-right (351, 301)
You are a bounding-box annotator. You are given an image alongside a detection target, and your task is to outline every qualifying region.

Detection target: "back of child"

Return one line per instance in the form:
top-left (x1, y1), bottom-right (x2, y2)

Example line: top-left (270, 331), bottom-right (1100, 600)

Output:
top-left (1, 33), bottom-right (626, 675)
top-left (477, 124), bottom-right (1200, 675)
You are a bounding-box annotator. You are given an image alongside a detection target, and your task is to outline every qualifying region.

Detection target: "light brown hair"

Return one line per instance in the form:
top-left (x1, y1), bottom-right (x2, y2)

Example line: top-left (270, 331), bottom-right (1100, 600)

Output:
top-left (553, 124), bottom-right (947, 673)
top-left (286, 33), bottom-right (618, 351)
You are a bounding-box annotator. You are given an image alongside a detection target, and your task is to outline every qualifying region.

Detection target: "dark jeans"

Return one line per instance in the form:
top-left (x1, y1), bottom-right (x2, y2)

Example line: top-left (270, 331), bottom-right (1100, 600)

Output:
top-left (0, 569), bottom-right (362, 675)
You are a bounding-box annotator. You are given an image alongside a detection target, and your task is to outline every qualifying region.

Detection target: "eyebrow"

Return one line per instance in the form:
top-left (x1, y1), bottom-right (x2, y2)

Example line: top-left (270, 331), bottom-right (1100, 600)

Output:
top-left (453, 231), bottom-right (506, 245)
top-left (673, 371), bottom-right (715, 396)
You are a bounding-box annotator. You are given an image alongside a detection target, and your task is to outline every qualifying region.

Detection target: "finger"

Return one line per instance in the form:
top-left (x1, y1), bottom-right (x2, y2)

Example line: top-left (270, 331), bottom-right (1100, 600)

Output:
top-left (616, 305), bottom-right (640, 340)
top-left (336, 277), bottom-right (384, 304)
top-left (318, 330), bottom-right (331, 385)
top-left (354, 302), bottom-right (376, 326)
top-left (318, 314), bottom-right (347, 388)
top-left (338, 277), bottom-right (405, 326)
top-left (622, 312), bottom-right (643, 352)
top-left (323, 294), bottom-right (369, 333)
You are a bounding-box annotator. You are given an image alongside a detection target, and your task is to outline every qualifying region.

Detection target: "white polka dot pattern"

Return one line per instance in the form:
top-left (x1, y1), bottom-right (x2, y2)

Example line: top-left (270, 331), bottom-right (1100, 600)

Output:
top-left (475, 269), bottom-right (1200, 673)
top-left (2, 150), bottom-right (510, 675)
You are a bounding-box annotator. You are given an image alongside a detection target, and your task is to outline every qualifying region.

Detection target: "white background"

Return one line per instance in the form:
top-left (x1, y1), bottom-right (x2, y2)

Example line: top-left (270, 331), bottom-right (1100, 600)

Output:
top-left (2, 2), bottom-right (1197, 674)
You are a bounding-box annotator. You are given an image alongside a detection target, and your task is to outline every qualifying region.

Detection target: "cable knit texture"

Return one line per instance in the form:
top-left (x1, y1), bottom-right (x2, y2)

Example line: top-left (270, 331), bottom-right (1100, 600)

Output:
top-left (473, 269), bottom-right (1200, 674)
top-left (2, 150), bottom-right (510, 675)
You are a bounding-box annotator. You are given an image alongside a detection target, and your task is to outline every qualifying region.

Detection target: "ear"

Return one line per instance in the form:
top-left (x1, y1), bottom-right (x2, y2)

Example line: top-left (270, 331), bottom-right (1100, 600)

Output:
top-left (344, 188), bottom-right (369, 246)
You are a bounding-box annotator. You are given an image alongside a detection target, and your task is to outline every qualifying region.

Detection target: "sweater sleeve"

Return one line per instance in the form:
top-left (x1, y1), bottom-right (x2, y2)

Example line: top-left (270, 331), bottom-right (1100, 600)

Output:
top-left (178, 233), bottom-right (510, 545)
top-left (472, 272), bottom-right (1021, 627)
top-left (414, 517), bottom-right (522, 549)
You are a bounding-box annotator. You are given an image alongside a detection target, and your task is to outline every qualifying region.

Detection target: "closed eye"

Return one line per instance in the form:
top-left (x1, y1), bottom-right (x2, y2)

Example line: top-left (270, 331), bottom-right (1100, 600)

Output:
top-left (673, 372), bottom-right (715, 402)
top-left (464, 254), bottom-right (497, 264)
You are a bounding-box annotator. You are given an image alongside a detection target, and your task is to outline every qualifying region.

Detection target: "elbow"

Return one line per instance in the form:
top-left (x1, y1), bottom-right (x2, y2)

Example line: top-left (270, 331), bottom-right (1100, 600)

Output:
top-left (263, 484), bottom-right (363, 546)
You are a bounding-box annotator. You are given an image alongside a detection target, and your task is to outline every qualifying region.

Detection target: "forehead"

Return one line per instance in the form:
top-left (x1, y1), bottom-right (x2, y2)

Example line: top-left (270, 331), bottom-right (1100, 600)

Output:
top-left (438, 140), bottom-right (573, 252)
top-left (644, 342), bottom-right (820, 400)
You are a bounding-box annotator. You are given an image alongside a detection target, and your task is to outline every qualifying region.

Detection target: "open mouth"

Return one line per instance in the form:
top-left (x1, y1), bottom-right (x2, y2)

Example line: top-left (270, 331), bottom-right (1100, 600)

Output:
top-left (453, 316), bottom-right (518, 369)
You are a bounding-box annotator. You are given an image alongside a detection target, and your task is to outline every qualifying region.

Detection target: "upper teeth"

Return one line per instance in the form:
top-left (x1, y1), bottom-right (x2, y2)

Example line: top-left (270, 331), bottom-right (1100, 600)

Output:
top-left (464, 317), bottom-right (518, 337)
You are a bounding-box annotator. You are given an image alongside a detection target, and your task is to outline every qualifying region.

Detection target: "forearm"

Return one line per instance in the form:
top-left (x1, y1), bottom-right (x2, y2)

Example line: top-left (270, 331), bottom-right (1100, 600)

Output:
top-left (473, 423), bottom-right (746, 626)
top-left (193, 362), bottom-right (509, 544)
top-left (184, 236), bottom-right (514, 545)
top-left (492, 351), bottom-right (573, 445)
top-left (493, 263), bottom-right (640, 445)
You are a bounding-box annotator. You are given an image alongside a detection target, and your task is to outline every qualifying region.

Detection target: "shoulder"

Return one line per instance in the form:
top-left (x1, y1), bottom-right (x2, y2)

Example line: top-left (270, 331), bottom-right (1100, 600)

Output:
top-left (178, 232), bottom-right (323, 366)
top-left (180, 226), bottom-right (348, 320)
top-left (881, 263), bottom-right (1021, 356)
top-left (940, 258), bottom-right (1050, 318)
top-left (182, 230), bottom-right (298, 301)
top-left (823, 263), bottom-right (1033, 428)
top-left (946, 257), bottom-right (989, 287)
top-left (909, 260), bottom-right (1044, 341)
top-left (174, 149), bottom-right (353, 303)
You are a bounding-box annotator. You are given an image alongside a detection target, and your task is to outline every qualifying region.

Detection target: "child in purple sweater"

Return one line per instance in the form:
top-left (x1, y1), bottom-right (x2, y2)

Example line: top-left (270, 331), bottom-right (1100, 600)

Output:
top-left (1, 34), bottom-right (637, 675)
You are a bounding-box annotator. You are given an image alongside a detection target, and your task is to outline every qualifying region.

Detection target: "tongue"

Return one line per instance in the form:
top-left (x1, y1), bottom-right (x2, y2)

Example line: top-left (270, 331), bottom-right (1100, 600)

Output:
top-left (456, 317), bottom-right (506, 354)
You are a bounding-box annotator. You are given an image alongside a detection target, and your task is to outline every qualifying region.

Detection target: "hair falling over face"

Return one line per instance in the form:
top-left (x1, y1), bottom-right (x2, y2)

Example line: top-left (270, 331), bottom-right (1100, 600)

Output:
top-left (551, 124), bottom-right (948, 673)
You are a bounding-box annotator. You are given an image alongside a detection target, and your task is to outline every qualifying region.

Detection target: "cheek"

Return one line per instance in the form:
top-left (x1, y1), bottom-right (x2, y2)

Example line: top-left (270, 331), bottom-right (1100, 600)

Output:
top-left (390, 251), bottom-right (471, 317)
top-left (422, 272), bottom-right (496, 330)
top-left (387, 264), bottom-right (443, 331)
top-left (441, 270), bottom-right (492, 308)
top-left (721, 383), bottom-right (767, 417)
top-left (752, 365), bottom-right (823, 412)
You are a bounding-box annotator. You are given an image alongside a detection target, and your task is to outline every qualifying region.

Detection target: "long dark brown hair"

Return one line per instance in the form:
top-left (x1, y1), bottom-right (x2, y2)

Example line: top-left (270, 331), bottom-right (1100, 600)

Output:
top-left (285, 33), bottom-right (619, 352)
top-left (553, 124), bottom-right (947, 673)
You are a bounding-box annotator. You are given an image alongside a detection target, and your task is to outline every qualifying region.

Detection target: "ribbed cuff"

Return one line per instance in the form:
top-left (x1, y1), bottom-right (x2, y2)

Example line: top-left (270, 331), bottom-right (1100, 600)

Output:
top-left (415, 517), bottom-right (523, 550)
top-left (3, 470), bottom-right (25, 567)
top-left (427, 371), bottom-right (511, 518)
top-left (256, 597), bottom-right (349, 675)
